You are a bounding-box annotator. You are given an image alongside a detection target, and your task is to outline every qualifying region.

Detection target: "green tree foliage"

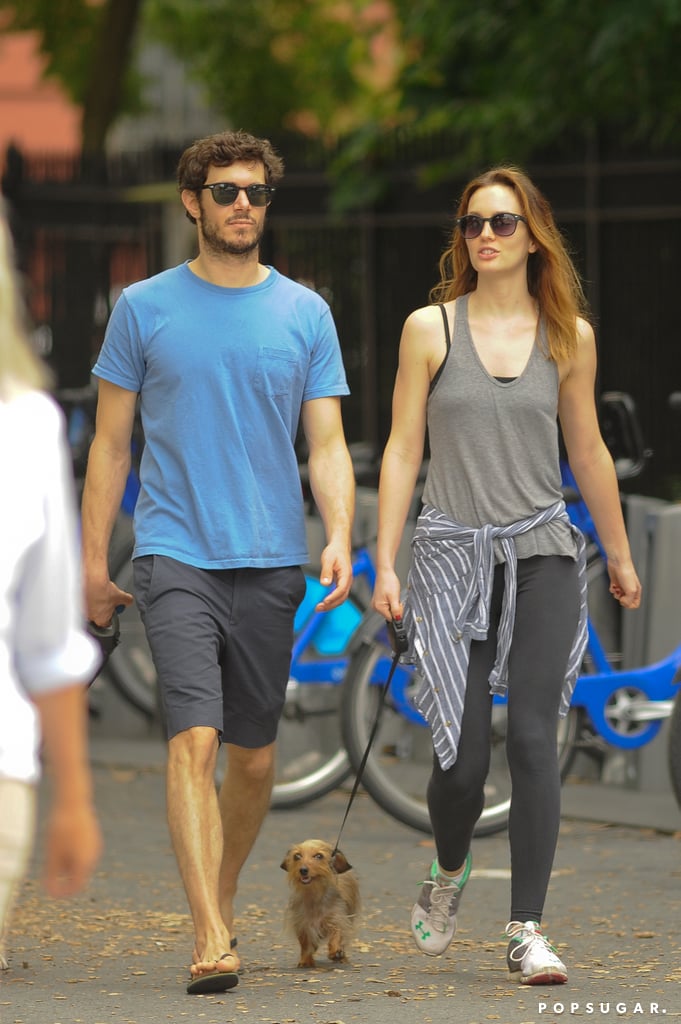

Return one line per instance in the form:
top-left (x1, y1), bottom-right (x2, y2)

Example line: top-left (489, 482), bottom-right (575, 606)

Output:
top-left (0, 0), bottom-right (143, 155)
top-left (144, 0), bottom-right (409, 139)
top-left (144, 0), bottom-right (681, 206)
top-left (0, 0), bottom-right (96, 102)
top-left (394, 0), bottom-right (681, 171)
top-left (4, 0), bottom-right (681, 196)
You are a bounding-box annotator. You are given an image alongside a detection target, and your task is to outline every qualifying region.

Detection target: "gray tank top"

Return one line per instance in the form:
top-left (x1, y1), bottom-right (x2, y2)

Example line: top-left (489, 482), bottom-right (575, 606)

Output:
top-left (421, 293), bottom-right (577, 561)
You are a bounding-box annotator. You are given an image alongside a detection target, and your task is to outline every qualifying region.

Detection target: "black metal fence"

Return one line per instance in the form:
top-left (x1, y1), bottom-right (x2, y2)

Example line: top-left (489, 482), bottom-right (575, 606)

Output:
top-left (4, 136), bottom-right (681, 497)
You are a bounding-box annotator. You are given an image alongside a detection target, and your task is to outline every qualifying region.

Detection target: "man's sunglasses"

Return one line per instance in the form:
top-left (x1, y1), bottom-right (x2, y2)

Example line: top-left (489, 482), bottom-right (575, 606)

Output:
top-left (200, 182), bottom-right (276, 207)
top-left (456, 213), bottom-right (528, 239)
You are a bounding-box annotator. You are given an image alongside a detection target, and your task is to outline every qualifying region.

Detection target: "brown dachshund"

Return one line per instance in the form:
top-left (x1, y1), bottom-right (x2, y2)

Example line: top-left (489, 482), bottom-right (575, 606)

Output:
top-left (280, 839), bottom-right (360, 967)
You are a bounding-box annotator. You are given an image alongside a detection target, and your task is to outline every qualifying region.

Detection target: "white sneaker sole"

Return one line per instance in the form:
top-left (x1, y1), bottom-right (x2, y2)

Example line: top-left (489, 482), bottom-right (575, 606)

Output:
top-left (509, 967), bottom-right (568, 985)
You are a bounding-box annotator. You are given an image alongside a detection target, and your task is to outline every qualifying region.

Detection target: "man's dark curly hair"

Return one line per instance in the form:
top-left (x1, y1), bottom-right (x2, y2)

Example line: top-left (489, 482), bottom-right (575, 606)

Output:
top-left (177, 130), bottom-right (285, 223)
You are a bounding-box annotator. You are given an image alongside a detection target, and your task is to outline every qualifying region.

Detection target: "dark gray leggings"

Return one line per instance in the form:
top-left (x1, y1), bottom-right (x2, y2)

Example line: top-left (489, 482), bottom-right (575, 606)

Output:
top-left (426, 555), bottom-right (580, 924)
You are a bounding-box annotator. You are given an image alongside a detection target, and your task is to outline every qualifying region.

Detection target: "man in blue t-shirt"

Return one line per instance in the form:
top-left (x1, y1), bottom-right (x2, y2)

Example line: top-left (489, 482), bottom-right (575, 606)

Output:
top-left (81, 130), bottom-right (354, 996)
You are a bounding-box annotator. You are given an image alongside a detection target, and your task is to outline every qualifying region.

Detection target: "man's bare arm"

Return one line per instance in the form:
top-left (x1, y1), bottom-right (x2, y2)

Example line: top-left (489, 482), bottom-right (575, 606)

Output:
top-left (81, 381), bottom-right (138, 625)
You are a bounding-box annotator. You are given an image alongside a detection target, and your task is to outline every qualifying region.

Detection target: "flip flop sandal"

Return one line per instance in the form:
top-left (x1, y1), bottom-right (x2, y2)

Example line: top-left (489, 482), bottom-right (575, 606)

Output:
top-left (186, 952), bottom-right (239, 995)
top-left (230, 937), bottom-right (244, 974)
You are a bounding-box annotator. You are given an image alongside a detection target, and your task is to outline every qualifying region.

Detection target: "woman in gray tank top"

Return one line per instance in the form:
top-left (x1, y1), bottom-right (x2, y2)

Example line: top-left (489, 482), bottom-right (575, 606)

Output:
top-left (372, 166), bottom-right (641, 985)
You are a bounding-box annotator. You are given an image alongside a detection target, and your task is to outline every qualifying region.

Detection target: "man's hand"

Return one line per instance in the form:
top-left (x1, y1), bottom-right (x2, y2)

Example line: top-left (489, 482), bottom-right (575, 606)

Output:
top-left (85, 577), bottom-right (133, 629)
top-left (314, 545), bottom-right (353, 611)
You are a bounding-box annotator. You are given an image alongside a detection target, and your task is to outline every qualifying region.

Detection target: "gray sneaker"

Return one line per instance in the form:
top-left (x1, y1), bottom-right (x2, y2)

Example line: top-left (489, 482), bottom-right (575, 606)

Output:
top-left (506, 920), bottom-right (568, 984)
top-left (410, 852), bottom-right (471, 956)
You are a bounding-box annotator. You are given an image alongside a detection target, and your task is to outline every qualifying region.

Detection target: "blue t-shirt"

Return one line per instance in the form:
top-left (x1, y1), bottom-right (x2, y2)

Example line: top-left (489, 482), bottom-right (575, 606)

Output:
top-left (93, 263), bottom-right (350, 568)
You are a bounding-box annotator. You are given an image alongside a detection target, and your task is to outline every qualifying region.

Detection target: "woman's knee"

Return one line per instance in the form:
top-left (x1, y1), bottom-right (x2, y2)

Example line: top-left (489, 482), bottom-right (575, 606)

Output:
top-left (428, 756), bottom-right (488, 809)
top-left (506, 716), bottom-right (559, 777)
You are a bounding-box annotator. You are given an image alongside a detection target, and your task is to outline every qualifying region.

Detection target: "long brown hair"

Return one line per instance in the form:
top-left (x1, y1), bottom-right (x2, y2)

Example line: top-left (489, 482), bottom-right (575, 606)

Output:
top-left (430, 166), bottom-right (589, 362)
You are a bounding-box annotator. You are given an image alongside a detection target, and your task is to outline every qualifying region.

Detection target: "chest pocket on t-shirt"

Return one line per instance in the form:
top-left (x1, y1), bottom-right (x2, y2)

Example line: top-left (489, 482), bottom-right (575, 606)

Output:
top-left (253, 346), bottom-right (299, 398)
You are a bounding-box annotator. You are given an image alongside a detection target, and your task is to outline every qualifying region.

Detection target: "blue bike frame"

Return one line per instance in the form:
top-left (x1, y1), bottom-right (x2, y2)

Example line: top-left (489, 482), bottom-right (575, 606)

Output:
top-left (349, 464), bottom-right (681, 753)
top-left (290, 547), bottom-right (376, 685)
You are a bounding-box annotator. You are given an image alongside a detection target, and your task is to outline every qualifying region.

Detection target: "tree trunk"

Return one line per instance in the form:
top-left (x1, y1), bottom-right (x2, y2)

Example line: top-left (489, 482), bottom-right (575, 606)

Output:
top-left (80, 0), bottom-right (143, 158)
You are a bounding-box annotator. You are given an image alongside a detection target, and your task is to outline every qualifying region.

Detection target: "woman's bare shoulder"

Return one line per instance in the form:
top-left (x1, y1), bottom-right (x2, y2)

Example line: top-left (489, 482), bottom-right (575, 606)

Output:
top-left (403, 300), bottom-right (456, 341)
top-left (576, 315), bottom-right (595, 343)
top-left (405, 302), bottom-right (449, 326)
top-left (398, 303), bottom-right (453, 375)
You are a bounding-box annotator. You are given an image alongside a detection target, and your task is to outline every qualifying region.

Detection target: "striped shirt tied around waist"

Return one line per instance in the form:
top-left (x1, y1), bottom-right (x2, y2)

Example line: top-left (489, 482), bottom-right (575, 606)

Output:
top-left (404, 501), bottom-right (588, 770)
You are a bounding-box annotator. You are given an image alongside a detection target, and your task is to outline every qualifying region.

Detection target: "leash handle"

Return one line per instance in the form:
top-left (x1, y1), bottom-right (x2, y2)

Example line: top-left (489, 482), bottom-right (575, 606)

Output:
top-left (333, 615), bottom-right (408, 853)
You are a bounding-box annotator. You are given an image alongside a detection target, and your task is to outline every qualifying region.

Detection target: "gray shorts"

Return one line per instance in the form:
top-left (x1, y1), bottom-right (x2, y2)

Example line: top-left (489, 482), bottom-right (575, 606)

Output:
top-left (133, 555), bottom-right (306, 746)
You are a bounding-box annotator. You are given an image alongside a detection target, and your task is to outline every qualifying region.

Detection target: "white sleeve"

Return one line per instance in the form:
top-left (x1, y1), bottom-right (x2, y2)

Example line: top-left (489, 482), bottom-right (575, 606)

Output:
top-left (13, 396), bottom-right (101, 694)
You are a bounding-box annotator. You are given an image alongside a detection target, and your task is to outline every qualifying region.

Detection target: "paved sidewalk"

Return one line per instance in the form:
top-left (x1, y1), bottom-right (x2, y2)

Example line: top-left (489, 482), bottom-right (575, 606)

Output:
top-left (2, 731), bottom-right (680, 1024)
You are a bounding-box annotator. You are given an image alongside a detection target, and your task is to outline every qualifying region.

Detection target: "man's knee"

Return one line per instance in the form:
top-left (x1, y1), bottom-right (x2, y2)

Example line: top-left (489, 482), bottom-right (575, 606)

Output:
top-left (168, 726), bottom-right (220, 774)
top-left (225, 742), bottom-right (275, 785)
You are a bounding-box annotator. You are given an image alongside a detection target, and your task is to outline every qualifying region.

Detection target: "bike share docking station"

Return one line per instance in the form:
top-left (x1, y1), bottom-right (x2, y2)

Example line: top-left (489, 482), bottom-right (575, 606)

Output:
top-left (619, 494), bottom-right (681, 794)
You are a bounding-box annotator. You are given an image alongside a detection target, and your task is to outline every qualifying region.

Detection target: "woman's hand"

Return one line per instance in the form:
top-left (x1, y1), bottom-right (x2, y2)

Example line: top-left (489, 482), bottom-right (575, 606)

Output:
top-left (372, 566), bottom-right (403, 621)
top-left (607, 559), bottom-right (642, 609)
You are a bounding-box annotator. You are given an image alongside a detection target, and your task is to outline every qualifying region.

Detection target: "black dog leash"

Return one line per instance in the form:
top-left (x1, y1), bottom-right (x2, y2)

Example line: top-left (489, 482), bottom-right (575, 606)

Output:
top-left (86, 611), bottom-right (121, 687)
top-left (333, 615), bottom-right (409, 854)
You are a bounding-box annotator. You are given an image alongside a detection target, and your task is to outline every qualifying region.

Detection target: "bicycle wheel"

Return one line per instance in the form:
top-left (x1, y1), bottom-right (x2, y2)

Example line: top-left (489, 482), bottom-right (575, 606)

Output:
top-left (667, 683), bottom-right (681, 812)
top-left (272, 678), bottom-right (350, 808)
top-left (271, 575), bottom-right (366, 808)
top-left (340, 612), bottom-right (578, 836)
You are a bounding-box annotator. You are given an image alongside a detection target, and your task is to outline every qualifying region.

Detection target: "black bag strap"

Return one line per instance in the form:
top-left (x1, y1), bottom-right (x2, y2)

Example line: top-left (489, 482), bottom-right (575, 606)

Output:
top-left (429, 302), bottom-right (452, 395)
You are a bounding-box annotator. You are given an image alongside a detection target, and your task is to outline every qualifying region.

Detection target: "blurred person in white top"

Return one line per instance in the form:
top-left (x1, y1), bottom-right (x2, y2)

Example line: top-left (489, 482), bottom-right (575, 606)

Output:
top-left (0, 198), bottom-right (102, 970)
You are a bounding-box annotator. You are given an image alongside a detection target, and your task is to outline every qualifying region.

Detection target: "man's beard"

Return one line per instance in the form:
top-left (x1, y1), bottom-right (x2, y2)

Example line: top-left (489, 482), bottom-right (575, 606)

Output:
top-left (199, 208), bottom-right (264, 258)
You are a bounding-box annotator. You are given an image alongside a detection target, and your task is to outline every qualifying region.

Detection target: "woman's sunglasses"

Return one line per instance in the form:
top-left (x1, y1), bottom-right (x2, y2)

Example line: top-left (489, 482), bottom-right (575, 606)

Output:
top-left (200, 182), bottom-right (276, 207)
top-left (456, 213), bottom-right (528, 239)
